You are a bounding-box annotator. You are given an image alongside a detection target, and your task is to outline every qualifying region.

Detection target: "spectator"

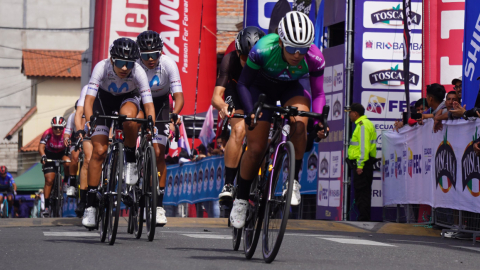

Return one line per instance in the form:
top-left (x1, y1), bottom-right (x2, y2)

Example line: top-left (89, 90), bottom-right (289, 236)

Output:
top-left (193, 144), bottom-right (207, 161)
top-left (17, 197), bottom-right (30, 218)
top-left (208, 141), bottom-right (223, 156)
top-left (452, 76), bottom-right (462, 101)
top-left (216, 136), bottom-right (226, 152)
top-left (393, 98), bottom-right (430, 132)
top-left (423, 83), bottom-right (446, 120)
top-left (433, 91), bottom-right (460, 132)
top-left (178, 149), bottom-right (191, 165)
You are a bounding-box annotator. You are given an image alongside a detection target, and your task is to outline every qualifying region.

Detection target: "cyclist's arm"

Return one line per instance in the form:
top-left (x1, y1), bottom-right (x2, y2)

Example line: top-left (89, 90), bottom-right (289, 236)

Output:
top-left (84, 95), bottom-right (95, 128)
top-left (75, 106), bottom-right (84, 132)
top-left (310, 74), bottom-right (325, 114)
top-left (212, 86), bottom-right (227, 111)
top-left (212, 52), bottom-right (232, 112)
top-left (172, 92), bottom-right (184, 115)
top-left (237, 64), bottom-right (259, 115)
top-left (38, 143), bottom-right (46, 157)
top-left (306, 44), bottom-right (326, 115)
top-left (12, 183), bottom-right (16, 192)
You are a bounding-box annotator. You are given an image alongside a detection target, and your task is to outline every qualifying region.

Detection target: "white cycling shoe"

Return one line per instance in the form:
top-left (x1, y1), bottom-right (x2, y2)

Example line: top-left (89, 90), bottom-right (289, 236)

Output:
top-left (230, 199), bottom-right (248, 229)
top-left (82, 207), bottom-right (96, 228)
top-left (66, 186), bottom-right (76, 198)
top-left (283, 180), bottom-right (301, 206)
top-left (124, 163), bottom-right (138, 185)
top-left (156, 207), bottom-right (167, 227)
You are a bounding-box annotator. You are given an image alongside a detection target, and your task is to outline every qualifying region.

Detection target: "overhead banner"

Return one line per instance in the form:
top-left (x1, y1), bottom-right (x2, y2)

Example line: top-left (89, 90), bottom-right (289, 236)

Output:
top-left (382, 119), bottom-right (480, 214)
top-left (353, 0), bottom-right (423, 220)
top-left (423, 0), bottom-right (465, 96)
top-left (92, 0), bottom-right (149, 67)
top-left (243, 0), bottom-right (315, 34)
top-left (462, 0), bottom-right (480, 109)
top-left (149, 0), bottom-right (217, 115)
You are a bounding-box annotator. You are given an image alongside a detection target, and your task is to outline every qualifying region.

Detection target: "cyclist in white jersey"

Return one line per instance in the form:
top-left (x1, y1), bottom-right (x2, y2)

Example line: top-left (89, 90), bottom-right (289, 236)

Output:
top-left (63, 101), bottom-right (84, 198)
top-left (82, 38), bottom-right (155, 227)
top-left (137, 30), bottom-right (184, 226)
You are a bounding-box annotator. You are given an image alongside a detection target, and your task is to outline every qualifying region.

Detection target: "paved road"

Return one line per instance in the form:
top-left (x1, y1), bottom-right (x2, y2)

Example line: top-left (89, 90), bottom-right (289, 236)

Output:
top-left (0, 219), bottom-right (479, 270)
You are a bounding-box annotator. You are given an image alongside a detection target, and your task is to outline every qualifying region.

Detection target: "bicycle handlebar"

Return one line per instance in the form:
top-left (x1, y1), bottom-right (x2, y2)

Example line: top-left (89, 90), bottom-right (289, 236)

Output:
top-left (46, 159), bottom-right (71, 163)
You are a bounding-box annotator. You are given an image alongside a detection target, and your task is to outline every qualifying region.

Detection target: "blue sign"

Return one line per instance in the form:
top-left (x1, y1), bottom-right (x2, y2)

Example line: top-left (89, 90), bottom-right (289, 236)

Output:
top-left (462, 0), bottom-right (480, 109)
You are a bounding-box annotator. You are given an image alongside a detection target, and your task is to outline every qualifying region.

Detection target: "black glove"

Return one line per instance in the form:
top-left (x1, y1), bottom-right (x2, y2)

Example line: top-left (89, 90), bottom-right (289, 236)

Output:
top-left (170, 113), bottom-right (178, 124)
top-left (74, 130), bottom-right (86, 139)
top-left (41, 155), bottom-right (47, 164)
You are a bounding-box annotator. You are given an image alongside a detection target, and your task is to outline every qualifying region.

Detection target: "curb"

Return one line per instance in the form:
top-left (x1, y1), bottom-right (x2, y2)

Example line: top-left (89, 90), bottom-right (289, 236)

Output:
top-left (0, 218), bottom-right (441, 237)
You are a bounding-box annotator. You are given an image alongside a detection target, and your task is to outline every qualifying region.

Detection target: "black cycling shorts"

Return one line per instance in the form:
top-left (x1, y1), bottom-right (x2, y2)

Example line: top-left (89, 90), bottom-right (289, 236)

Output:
top-left (42, 150), bottom-right (66, 174)
top-left (224, 81), bottom-right (244, 111)
top-left (140, 95), bottom-right (170, 146)
top-left (249, 74), bottom-right (305, 122)
top-left (91, 89), bottom-right (141, 137)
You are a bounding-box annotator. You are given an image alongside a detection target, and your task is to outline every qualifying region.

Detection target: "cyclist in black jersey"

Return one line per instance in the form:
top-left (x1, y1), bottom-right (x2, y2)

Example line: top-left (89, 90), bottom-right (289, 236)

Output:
top-left (211, 26), bottom-right (265, 200)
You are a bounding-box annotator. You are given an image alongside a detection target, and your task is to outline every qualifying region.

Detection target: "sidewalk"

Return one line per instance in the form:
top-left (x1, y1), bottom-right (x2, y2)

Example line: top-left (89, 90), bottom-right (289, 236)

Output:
top-left (0, 218), bottom-right (442, 237)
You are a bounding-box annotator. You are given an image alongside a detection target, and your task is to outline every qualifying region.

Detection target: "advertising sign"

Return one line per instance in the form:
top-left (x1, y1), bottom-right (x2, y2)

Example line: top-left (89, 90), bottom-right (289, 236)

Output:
top-left (462, 0), bottom-right (480, 109)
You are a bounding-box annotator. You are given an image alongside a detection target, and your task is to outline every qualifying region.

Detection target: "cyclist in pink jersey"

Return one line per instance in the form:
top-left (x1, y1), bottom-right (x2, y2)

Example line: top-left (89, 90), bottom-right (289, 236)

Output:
top-left (38, 116), bottom-right (70, 217)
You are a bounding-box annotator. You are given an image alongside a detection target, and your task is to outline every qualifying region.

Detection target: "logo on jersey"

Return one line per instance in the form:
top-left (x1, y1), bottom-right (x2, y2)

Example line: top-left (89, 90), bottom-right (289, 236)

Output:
top-left (108, 82), bottom-right (129, 93)
top-left (150, 75), bottom-right (160, 87)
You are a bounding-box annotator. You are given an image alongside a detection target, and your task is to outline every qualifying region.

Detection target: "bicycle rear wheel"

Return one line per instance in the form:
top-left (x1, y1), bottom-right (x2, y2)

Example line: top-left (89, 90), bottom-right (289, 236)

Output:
top-left (262, 141), bottom-right (295, 263)
top-left (127, 206), bottom-right (134, 234)
top-left (134, 199), bottom-right (144, 239)
top-left (232, 227), bottom-right (242, 251)
top-left (243, 175), bottom-right (265, 259)
top-left (144, 146), bottom-right (158, 241)
top-left (107, 144), bottom-right (124, 245)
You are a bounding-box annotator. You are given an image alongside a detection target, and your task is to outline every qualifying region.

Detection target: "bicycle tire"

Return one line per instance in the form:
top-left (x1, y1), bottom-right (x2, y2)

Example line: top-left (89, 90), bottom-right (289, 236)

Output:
top-left (99, 159), bottom-right (109, 242)
top-left (107, 143), bottom-right (124, 245)
top-left (232, 227), bottom-right (242, 251)
top-left (145, 146), bottom-right (158, 241)
top-left (134, 199), bottom-right (144, 239)
top-left (262, 141), bottom-right (295, 263)
top-left (127, 206), bottom-right (134, 234)
top-left (57, 172), bottom-right (64, 217)
top-left (243, 175), bottom-right (265, 259)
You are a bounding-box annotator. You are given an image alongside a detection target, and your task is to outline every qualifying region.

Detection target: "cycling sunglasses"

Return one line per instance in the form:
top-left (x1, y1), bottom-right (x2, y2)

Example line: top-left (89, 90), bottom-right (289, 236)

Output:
top-left (140, 51), bottom-right (161, 61)
top-left (284, 45), bottom-right (309, 55)
top-left (53, 127), bottom-right (64, 130)
top-left (112, 59), bottom-right (135, 69)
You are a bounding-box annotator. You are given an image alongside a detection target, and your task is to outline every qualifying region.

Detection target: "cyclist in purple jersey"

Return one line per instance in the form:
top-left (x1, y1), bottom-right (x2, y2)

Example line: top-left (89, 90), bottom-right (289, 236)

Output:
top-left (231, 11), bottom-right (328, 228)
top-left (0, 166), bottom-right (16, 212)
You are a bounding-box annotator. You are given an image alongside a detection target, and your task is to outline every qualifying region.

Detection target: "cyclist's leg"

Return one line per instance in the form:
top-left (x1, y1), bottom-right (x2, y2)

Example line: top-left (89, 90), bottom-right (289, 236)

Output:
top-left (77, 139), bottom-right (92, 214)
top-left (62, 155), bottom-right (71, 190)
top-left (69, 146), bottom-right (80, 190)
top-left (220, 114), bottom-right (245, 198)
top-left (43, 171), bottom-right (56, 212)
top-left (120, 100), bottom-right (140, 183)
top-left (6, 194), bottom-right (14, 213)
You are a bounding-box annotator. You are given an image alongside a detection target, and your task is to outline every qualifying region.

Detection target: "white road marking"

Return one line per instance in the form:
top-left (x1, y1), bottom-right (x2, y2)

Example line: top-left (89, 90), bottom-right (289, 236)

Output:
top-left (285, 233), bottom-right (349, 238)
top-left (389, 239), bottom-right (440, 244)
top-left (319, 237), bottom-right (396, 247)
top-left (181, 234), bottom-right (231, 239)
top-left (159, 231), bottom-right (213, 234)
top-left (44, 232), bottom-right (98, 237)
top-left (453, 246), bottom-right (480, 252)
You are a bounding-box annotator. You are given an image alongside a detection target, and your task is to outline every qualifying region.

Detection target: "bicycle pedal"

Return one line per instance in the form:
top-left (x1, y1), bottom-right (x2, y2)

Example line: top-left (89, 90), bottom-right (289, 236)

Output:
top-left (155, 223), bottom-right (166, 227)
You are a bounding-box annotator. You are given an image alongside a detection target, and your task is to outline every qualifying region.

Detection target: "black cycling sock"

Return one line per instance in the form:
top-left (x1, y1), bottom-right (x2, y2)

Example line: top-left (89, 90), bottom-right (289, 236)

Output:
top-left (225, 166), bottom-right (237, 186)
top-left (79, 189), bottom-right (87, 204)
top-left (69, 175), bottom-right (77, 187)
top-left (125, 147), bottom-right (136, 163)
top-left (157, 188), bottom-right (165, 207)
top-left (45, 198), bottom-right (50, 209)
top-left (236, 175), bottom-right (252, 201)
top-left (86, 186), bottom-right (97, 208)
top-left (294, 159), bottom-right (303, 180)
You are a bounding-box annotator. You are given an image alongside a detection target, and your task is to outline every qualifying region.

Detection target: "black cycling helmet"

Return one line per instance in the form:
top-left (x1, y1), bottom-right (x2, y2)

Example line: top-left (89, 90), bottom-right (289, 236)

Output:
top-left (137, 30), bottom-right (164, 52)
top-left (235, 26), bottom-right (266, 56)
top-left (110, 38), bottom-right (140, 61)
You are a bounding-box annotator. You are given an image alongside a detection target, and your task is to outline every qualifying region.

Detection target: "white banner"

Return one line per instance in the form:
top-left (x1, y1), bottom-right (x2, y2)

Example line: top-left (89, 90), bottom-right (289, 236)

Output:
top-left (382, 119), bottom-right (480, 213)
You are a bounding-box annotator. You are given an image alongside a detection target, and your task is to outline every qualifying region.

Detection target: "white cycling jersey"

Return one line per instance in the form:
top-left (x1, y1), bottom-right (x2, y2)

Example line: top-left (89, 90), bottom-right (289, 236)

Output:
top-left (86, 59), bottom-right (153, 104)
top-left (137, 54), bottom-right (182, 98)
top-left (65, 111), bottom-right (76, 135)
top-left (77, 85), bottom-right (88, 107)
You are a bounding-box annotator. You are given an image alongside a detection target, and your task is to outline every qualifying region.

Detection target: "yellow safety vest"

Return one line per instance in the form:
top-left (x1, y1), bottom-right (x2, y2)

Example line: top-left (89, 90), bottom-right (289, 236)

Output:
top-left (347, 115), bottom-right (377, 169)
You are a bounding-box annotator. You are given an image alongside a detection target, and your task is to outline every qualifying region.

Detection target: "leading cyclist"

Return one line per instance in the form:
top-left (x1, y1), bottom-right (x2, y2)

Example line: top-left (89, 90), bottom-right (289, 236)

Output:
top-left (230, 11), bottom-right (327, 228)
top-left (136, 30), bottom-right (184, 226)
top-left (212, 26), bottom-right (265, 201)
top-left (39, 116), bottom-right (70, 217)
top-left (0, 166), bottom-right (17, 215)
top-left (82, 38), bottom-right (155, 227)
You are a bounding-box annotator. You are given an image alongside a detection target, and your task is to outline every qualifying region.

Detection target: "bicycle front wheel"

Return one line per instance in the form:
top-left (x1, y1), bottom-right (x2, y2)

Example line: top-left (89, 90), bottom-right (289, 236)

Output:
top-left (243, 175), bottom-right (265, 259)
top-left (107, 144), bottom-right (124, 245)
top-left (262, 141), bottom-right (295, 263)
top-left (144, 146), bottom-right (158, 241)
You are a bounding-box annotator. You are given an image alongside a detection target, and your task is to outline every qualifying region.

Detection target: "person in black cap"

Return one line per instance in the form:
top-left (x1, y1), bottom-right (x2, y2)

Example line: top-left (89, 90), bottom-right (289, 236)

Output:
top-left (347, 103), bottom-right (377, 221)
top-left (452, 77), bottom-right (462, 101)
top-left (422, 83), bottom-right (446, 120)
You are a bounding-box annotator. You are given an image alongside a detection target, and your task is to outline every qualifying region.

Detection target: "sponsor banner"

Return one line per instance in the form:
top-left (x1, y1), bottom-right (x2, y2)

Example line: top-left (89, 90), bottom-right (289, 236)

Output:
top-left (372, 121), bottom-right (396, 148)
top-left (92, 0), bottom-right (149, 67)
top-left (149, 0), bottom-right (217, 115)
top-left (363, 32), bottom-right (422, 61)
top-left (423, 0), bottom-right (464, 93)
top-left (363, 1), bottom-right (422, 30)
top-left (361, 91), bottom-right (421, 119)
top-left (462, 0), bottom-right (480, 109)
top-left (361, 61), bottom-right (422, 90)
top-left (382, 119), bottom-right (480, 213)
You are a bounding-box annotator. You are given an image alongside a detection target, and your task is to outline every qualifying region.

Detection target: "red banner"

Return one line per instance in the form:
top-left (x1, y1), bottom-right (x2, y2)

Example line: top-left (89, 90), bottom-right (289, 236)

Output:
top-left (92, 0), bottom-right (149, 68)
top-left (423, 0), bottom-right (465, 96)
top-left (149, 0), bottom-right (217, 115)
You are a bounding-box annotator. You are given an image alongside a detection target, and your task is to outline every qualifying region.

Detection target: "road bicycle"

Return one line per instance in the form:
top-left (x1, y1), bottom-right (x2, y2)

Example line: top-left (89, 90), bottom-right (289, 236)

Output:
top-left (241, 94), bottom-right (329, 263)
top-left (45, 157), bottom-right (71, 217)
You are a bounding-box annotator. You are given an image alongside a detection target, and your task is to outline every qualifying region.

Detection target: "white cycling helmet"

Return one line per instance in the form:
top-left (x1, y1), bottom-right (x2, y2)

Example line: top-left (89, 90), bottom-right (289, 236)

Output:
top-left (278, 11), bottom-right (315, 48)
top-left (51, 116), bottom-right (66, 127)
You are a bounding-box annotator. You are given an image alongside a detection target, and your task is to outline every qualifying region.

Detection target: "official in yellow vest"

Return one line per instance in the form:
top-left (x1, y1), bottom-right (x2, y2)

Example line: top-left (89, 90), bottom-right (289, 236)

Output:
top-left (347, 103), bottom-right (377, 221)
